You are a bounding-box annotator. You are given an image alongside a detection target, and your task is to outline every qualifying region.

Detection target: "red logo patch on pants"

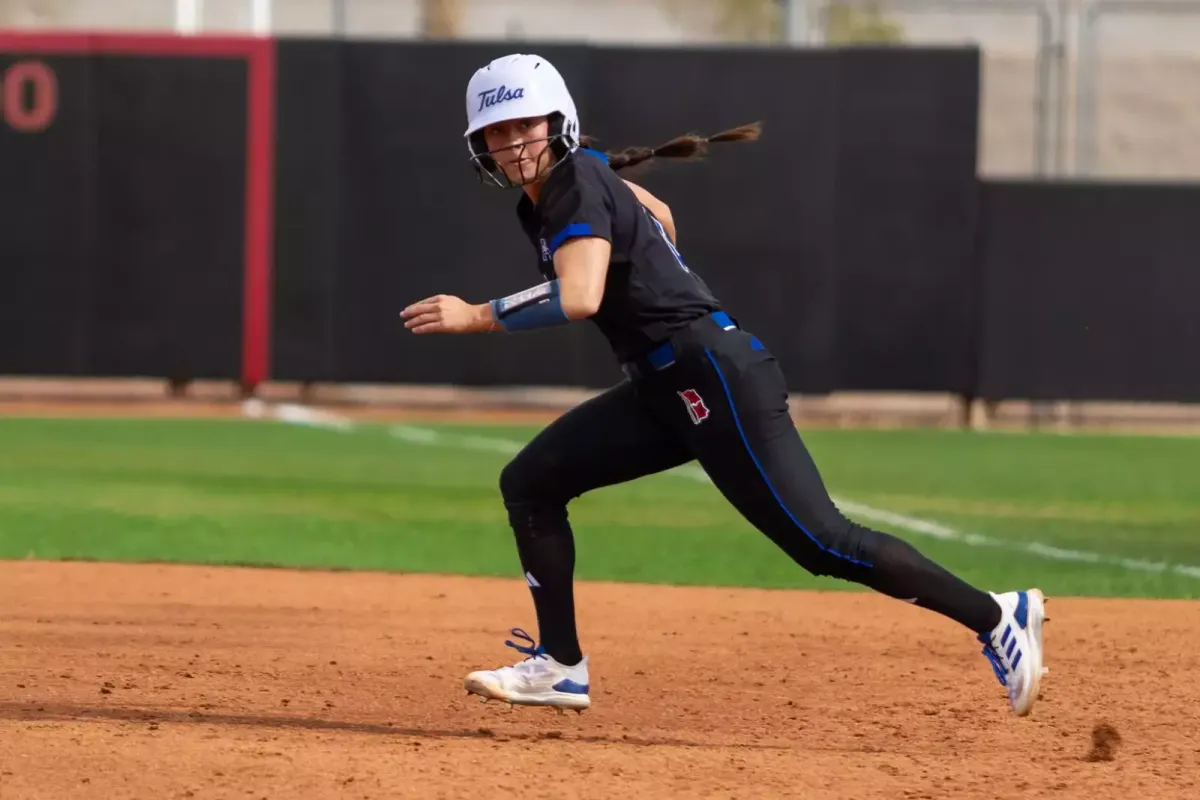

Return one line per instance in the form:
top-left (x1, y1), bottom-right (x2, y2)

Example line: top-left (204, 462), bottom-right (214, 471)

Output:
top-left (679, 388), bottom-right (710, 425)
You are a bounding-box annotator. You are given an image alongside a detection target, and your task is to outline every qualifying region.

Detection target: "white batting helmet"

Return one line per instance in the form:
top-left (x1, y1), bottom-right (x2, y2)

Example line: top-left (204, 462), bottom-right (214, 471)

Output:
top-left (464, 53), bottom-right (581, 187)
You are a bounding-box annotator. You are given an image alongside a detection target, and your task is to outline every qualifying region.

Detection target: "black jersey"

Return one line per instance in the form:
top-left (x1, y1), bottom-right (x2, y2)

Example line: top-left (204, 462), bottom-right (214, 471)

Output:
top-left (515, 148), bottom-right (721, 362)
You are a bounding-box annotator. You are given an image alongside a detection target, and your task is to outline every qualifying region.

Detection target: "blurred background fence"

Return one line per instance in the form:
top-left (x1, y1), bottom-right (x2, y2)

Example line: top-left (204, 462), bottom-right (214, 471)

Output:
top-left (2, 0), bottom-right (1199, 425)
top-left (5, 0), bottom-right (1200, 178)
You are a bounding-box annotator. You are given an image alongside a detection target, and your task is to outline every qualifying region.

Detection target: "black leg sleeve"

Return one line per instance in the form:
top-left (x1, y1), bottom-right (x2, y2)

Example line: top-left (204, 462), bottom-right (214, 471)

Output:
top-left (498, 380), bottom-right (693, 664)
top-left (658, 339), bottom-right (1001, 635)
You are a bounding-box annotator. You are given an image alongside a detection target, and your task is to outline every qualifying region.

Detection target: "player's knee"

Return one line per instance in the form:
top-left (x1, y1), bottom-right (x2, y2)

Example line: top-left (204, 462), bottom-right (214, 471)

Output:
top-left (793, 514), bottom-right (873, 579)
top-left (498, 457), bottom-right (534, 505)
top-left (499, 441), bottom-right (577, 505)
top-left (499, 458), bottom-right (571, 542)
top-left (499, 452), bottom-right (571, 509)
top-left (789, 512), bottom-right (933, 589)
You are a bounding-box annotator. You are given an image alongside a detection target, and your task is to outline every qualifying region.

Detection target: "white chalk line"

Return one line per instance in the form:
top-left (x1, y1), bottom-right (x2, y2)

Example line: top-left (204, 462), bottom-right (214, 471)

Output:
top-left (240, 400), bottom-right (1200, 581)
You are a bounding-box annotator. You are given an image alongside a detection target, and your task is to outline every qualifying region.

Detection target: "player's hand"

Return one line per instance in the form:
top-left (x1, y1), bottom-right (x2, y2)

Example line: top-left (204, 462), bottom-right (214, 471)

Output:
top-left (400, 295), bottom-right (495, 335)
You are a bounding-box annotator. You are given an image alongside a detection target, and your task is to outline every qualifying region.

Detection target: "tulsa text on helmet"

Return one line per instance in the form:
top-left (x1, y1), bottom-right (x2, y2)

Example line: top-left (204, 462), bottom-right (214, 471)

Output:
top-left (477, 85), bottom-right (526, 113)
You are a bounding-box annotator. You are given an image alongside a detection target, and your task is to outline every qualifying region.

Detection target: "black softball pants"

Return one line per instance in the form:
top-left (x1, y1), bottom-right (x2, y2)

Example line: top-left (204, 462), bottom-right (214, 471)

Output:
top-left (499, 312), bottom-right (1000, 666)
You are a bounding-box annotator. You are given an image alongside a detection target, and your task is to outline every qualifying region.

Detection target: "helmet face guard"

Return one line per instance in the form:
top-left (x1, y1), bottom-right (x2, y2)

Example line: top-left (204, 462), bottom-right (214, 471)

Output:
top-left (468, 112), bottom-right (574, 189)
top-left (463, 54), bottom-right (581, 190)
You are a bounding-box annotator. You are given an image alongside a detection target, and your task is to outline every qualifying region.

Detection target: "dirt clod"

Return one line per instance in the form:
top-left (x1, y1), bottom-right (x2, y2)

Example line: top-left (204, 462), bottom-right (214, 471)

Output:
top-left (1085, 723), bottom-right (1123, 762)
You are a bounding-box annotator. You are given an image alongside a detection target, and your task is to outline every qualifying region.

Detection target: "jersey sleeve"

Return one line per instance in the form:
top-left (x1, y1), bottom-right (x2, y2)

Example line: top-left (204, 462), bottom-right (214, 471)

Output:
top-left (539, 160), bottom-right (614, 257)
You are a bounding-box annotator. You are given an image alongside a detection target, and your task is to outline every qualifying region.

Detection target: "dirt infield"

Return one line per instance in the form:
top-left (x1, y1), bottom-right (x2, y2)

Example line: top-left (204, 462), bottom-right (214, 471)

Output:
top-left (2, 561), bottom-right (1199, 800)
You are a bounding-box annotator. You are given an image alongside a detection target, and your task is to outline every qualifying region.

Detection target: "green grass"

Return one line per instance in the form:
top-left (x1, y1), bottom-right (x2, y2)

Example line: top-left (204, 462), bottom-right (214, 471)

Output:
top-left (1, 417), bottom-right (1199, 599)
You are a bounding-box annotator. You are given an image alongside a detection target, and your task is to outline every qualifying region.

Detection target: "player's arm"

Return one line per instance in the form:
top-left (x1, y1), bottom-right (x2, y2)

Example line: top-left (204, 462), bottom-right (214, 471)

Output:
top-left (401, 166), bottom-right (613, 335)
top-left (550, 237), bottom-right (609, 318)
top-left (485, 169), bottom-right (614, 332)
top-left (465, 236), bottom-right (609, 335)
top-left (623, 179), bottom-right (676, 244)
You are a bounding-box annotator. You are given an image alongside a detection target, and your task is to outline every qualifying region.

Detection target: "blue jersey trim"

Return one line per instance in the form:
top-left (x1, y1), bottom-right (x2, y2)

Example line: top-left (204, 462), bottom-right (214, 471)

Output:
top-left (548, 222), bottom-right (593, 255)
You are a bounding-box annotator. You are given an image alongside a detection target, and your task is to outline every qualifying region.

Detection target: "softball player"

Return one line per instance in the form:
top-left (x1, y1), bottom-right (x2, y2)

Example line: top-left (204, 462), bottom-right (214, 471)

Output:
top-left (400, 54), bottom-right (1047, 718)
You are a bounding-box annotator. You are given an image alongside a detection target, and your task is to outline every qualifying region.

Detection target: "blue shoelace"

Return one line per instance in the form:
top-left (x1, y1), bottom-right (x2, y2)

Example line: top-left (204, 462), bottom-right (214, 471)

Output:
top-left (978, 633), bottom-right (1008, 687)
top-left (504, 627), bottom-right (547, 660)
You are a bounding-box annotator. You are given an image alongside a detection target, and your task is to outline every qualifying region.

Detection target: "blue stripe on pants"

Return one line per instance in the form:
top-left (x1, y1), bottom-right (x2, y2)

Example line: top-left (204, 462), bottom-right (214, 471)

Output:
top-left (703, 349), bottom-right (873, 568)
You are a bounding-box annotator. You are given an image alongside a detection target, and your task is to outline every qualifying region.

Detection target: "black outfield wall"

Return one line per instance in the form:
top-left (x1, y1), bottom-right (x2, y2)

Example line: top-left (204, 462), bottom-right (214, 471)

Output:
top-left (0, 49), bottom-right (246, 381)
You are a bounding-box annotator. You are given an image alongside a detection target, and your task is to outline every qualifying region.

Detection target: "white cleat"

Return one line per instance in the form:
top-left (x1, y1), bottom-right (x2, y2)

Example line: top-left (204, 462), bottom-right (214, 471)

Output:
top-left (979, 589), bottom-right (1047, 717)
top-left (464, 628), bottom-right (591, 711)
